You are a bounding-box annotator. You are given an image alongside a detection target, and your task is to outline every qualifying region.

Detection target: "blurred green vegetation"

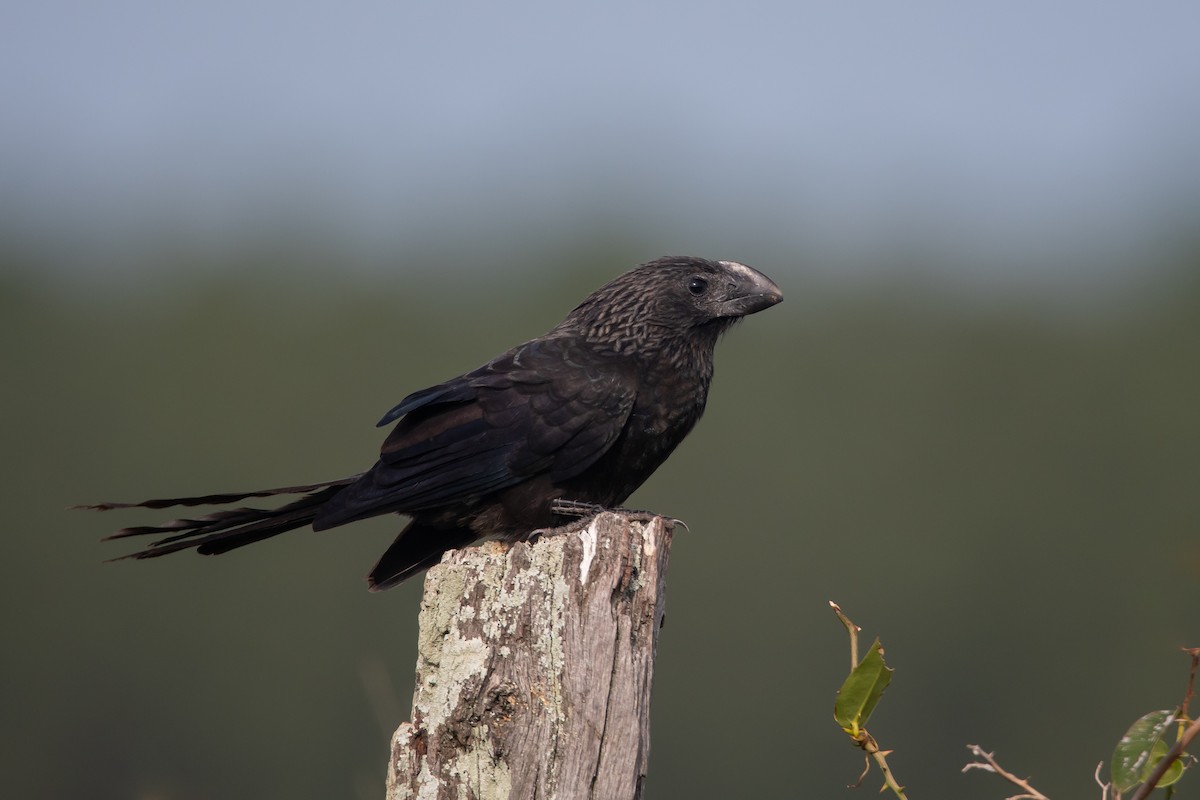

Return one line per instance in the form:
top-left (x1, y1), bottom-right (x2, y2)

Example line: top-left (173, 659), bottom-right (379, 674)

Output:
top-left (2, 242), bottom-right (1198, 799)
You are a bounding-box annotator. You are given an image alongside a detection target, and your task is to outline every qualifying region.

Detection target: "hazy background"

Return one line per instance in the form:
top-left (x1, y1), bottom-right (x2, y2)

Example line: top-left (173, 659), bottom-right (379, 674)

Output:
top-left (4, 2), bottom-right (1199, 798)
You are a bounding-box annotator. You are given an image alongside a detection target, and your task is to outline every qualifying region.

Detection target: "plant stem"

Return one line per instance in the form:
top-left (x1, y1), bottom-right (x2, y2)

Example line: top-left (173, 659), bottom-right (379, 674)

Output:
top-left (830, 601), bottom-right (860, 669)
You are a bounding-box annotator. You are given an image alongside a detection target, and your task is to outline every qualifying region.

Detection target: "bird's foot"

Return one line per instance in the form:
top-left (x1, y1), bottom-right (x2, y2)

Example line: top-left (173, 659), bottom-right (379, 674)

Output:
top-left (549, 499), bottom-right (689, 531)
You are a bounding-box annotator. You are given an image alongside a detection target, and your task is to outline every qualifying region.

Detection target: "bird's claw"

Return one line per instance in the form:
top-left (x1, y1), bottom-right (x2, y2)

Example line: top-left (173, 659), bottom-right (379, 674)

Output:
top-left (550, 499), bottom-right (605, 517)
top-left (550, 498), bottom-right (688, 531)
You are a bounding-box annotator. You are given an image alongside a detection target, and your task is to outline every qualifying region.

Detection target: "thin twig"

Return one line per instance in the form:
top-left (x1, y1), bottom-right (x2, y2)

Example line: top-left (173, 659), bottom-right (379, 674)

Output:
top-left (1093, 761), bottom-right (1110, 800)
top-left (853, 731), bottom-right (908, 799)
top-left (1130, 647), bottom-right (1200, 800)
top-left (830, 601), bottom-right (860, 669)
top-left (963, 744), bottom-right (1051, 800)
top-left (848, 755), bottom-right (871, 789)
top-left (868, 741), bottom-right (908, 799)
top-left (1180, 647), bottom-right (1199, 722)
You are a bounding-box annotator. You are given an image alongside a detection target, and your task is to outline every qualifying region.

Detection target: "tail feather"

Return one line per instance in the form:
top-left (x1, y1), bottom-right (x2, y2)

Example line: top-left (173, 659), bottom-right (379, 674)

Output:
top-left (81, 473), bottom-right (470, 589)
top-left (367, 521), bottom-right (477, 592)
top-left (75, 478), bottom-right (360, 512)
top-left (83, 478), bottom-right (359, 560)
top-left (102, 506), bottom-right (285, 542)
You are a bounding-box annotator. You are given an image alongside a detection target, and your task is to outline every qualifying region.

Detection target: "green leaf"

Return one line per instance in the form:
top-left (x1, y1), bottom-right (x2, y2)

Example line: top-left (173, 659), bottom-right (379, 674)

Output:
top-left (834, 637), bottom-right (893, 737)
top-left (1111, 709), bottom-right (1182, 792)
top-left (1146, 735), bottom-right (1187, 788)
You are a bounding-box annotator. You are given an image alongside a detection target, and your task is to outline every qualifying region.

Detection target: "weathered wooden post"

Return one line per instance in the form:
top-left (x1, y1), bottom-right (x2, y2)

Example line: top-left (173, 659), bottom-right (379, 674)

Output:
top-left (385, 512), bottom-right (674, 800)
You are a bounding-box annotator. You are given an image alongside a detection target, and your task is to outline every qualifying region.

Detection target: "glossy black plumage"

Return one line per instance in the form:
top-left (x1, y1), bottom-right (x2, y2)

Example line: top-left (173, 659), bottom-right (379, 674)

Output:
top-left (85, 256), bottom-right (782, 590)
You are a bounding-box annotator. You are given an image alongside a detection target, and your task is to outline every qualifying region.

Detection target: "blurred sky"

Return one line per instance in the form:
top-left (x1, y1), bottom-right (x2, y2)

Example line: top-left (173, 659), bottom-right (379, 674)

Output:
top-left (3, 1), bottom-right (1200, 290)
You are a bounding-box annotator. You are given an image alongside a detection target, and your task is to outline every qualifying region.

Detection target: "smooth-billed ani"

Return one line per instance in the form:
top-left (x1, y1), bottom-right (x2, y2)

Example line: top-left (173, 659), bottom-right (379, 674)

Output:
top-left (84, 256), bottom-right (782, 589)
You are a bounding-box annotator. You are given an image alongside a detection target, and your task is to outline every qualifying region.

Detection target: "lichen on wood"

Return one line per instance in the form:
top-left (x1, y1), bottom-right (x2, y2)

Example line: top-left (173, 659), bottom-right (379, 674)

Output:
top-left (386, 512), bottom-right (674, 800)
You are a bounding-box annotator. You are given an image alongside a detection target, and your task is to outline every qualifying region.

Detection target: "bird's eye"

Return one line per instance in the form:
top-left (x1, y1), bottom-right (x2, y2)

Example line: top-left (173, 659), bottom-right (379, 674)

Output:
top-left (687, 276), bottom-right (709, 295)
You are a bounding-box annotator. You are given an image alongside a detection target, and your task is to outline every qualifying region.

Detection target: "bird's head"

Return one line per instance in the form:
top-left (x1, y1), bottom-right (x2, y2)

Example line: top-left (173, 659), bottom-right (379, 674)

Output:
top-left (561, 256), bottom-right (783, 354)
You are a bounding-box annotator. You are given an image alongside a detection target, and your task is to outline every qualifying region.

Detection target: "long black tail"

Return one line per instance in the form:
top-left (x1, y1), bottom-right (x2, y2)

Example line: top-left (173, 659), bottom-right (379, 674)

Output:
top-left (78, 477), bottom-right (361, 560)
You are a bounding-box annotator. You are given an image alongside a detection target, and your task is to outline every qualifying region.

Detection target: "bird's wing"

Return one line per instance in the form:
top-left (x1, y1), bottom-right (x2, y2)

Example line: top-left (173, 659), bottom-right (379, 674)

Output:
top-left (313, 337), bottom-right (636, 525)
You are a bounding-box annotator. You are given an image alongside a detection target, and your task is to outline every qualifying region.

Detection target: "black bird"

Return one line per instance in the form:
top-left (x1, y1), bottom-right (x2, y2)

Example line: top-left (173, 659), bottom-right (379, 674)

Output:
top-left (85, 256), bottom-right (782, 590)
